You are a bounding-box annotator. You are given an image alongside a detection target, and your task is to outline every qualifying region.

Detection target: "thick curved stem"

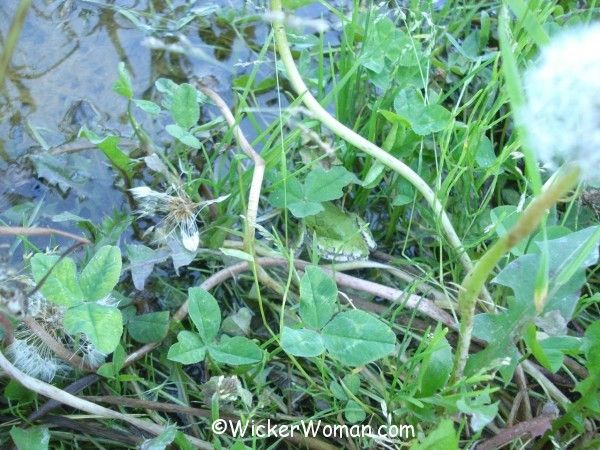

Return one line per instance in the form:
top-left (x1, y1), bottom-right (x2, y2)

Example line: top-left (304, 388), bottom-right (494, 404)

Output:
top-left (451, 166), bottom-right (580, 382)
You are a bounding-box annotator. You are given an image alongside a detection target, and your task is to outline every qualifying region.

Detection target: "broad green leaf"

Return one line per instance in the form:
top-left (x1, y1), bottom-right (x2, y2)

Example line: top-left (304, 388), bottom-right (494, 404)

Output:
top-left (412, 419), bottom-right (458, 450)
top-left (30, 152), bottom-right (91, 194)
top-left (63, 303), bottom-right (123, 353)
top-left (321, 310), bottom-right (396, 366)
top-left (344, 400), bottom-right (366, 424)
top-left (79, 246), bottom-right (122, 301)
top-left (545, 226), bottom-right (600, 290)
top-left (342, 373), bottom-right (361, 395)
top-left (128, 311), bottom-right (170, 343)
top-left (80, 128), bottom-right (134, 180)
top-left (304, 167), bottom-right (358, 203)
top-left (474, 136), bottom-right (496, 168)
top-left (134, 99), bottom-right (161, 115)
top-left (394, 88), bottom-right (451, 136)
top-left (187, 287), bottom-right (221, 343)
top-left (359, 17), bottom-right (423, 89)
top-left (418, 327), bottom-right (453, 396)
top-left (469, 227), bottom-right (600, 381)
top-left (10, 426), bottom-right (50, 450)
top-left (329, 380), bottom-right (348, 401)
top-left (97, 343), bottom-right (126, 379)
top-left (281, 326), bottom-right (325, 357)
top-left (269, 176), bottom-right (324, 218)
top-left (456, 393), bottom-right (499, 432)
top-left (208, 336), bottom-right (263, 366)
top-left (31, 254), bottom-right (83, 306)
top-left (221, 307), bottom-right (253, 336)
top-left (299, 266), bottom-right (337, 329)
top-left (171, 83), bottom-right (199, 129)
top-left (219, 248), bottom-right (254, 262)
top-left (165, 124), bottom-right (201, 149)
top-left (113, 62), bottom-right (133, 99)
top-left (525, 324), bottom-right (581, 373)
top-left (127, 244), bottom-right (169, 290)
top-left (167, 331), bottom-right (206, 364)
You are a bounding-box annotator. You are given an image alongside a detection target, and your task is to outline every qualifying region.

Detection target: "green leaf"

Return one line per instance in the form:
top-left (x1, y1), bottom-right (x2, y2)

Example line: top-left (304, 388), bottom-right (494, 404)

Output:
top-left (412, 419), bottom-right (458, 450)
top-left (394, 88), bottom-right (452, 136)
top-left (208, 336), bottom-right (263, 366)
top-left (418, 327), bottom-right (453, 396)
top-left (344, 400), bottom-right (366, 424)
top-left (140, 424), bottom-right (177, 450)
top-left (187, 287), bottom-right (221, 343)
top-left (128, 311), bottom-right (170, 343)
top-left (167, 331), bottom-right (206, 364)
top-left (10, 426), bottom-right (50, 450)
top-left (269, 176), bottom-right (321, 218)
top-left (31, 254), bottom-right (83, 306)
top-left (79, 246), bottom-right (122, 301)
top-left (321, 310), bottom-right (396, 366)
top-left (281, 326), bottom-right (325, 357)
top-left (343, 373), bottom-right (361, 395)
top-left (304, 166), bottom-right (358, 203)
top-left (80, 128), bottom-right (134, 180)
top-left (165, 124), bottom-right (201, 149)
top-left (113, 62), bottom-right (133, 99)
top-left (457, 393), bottom-right (499, 432)
top-left (63, 303), bottom-right (123, 353)
top-left (269, 168), bottom-right (357, 219)
top-left (127, 244), bottom-right (169, 290)
top-left (171, 83), bottom-right (199, 129)
top-left (134, 99), bottom-right (161, 116)
top-left (299, 266), bottom-right (337, 329)
top-left (219, 248), bottom-right (254, 262)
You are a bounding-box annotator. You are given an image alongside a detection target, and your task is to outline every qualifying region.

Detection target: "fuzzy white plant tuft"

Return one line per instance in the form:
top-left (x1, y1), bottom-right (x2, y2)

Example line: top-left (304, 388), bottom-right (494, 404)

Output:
top-left (130, 185), bottom-right (228, 251)
top-left (6, 334), bottom-right (68, 382)
top-left (521, 23), bottom-right (600, 183)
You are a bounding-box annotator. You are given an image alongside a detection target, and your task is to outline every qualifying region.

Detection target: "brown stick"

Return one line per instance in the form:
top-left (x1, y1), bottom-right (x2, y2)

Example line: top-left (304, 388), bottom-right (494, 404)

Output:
top-left (476, 406), bottom-right (558, 450)
top-left (0, 226), bottom-right (90, 244)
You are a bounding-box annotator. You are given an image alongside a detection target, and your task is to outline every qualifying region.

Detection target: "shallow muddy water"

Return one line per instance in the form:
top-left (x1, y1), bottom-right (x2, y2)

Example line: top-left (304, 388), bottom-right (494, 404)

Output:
top-left (0, 0), bottom-right (299, 261)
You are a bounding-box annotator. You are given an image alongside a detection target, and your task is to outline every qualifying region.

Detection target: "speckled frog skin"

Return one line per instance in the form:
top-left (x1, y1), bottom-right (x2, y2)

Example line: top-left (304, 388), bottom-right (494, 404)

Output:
top-left (304, 202), bottom-right (376, 262)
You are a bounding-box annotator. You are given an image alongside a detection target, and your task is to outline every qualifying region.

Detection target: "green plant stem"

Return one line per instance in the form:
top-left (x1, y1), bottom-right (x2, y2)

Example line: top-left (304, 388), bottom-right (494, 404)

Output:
top-left (270, 0), bottom-right (490, 300)
top-left (451, 165), bottom-right (581, 382)
top-left (0, 0), bottom-right (32, 87)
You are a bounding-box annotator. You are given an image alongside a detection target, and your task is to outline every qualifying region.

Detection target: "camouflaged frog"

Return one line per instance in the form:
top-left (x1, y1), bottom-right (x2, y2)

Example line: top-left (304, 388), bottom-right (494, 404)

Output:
top-left (302, 202), bottom-right (376, 262)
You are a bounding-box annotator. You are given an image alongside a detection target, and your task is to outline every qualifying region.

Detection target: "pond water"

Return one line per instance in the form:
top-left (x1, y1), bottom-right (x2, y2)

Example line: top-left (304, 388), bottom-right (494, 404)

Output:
top-left (0, 0), bottom-right (312, 262)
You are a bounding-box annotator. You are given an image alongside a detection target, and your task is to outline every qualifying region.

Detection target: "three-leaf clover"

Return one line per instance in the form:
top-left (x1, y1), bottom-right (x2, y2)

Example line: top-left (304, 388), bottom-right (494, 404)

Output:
top-left (31, 245), bottom-right (124, 354)
top-left (167, 287), bottom-right (264, 366)
top-left (269, 166), bottom-right (359, 218)
top-left (281, 266), bottom-right (396, 366)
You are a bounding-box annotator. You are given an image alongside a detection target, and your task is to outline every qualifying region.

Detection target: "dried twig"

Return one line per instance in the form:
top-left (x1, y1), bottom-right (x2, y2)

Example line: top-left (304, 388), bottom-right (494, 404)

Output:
top-left (476, 404), bottom-right (559, 450)
top-left (0, 226), bottom-right (90, 245)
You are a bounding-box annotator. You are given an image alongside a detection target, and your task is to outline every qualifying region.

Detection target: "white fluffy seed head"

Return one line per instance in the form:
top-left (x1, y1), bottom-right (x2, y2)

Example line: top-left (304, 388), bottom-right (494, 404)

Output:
top-left (6, 337), bottom-right (68, 382)
top-left (520, 23), bottom-right (600, 184)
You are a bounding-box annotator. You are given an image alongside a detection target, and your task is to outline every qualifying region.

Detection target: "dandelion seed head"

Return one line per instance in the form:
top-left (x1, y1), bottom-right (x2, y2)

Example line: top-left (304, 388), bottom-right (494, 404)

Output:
top-left (6, 334), bottom-right (68, 382)
top-left (521, 23), bottom-right (600, 183)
